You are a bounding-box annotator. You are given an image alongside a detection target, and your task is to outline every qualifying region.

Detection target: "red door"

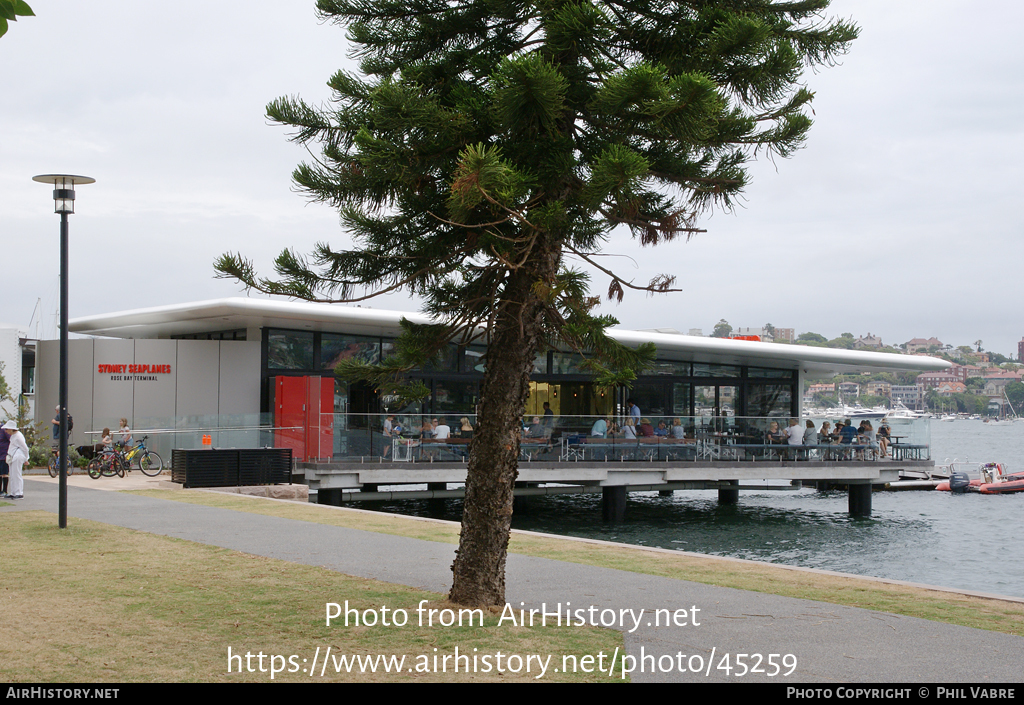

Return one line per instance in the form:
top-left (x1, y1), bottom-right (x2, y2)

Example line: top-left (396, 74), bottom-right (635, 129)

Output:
top-left (274, 376), bottom-right (335, 462)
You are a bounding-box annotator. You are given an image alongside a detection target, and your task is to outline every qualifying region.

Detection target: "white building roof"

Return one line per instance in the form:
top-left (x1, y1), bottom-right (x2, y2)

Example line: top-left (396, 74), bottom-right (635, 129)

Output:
top-left (69, 298), bottom-right (950, 377)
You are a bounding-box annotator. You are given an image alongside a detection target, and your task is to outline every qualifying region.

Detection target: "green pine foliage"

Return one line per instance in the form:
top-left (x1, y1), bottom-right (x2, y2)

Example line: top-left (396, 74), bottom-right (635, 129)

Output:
top-left (218, 0), bottom-right (856, 381)
top-left (216, 0), bottom-right (857, 604)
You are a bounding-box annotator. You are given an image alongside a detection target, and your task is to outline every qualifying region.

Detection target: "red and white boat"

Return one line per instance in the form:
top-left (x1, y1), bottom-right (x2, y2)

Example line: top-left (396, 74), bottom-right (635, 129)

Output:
top-left (936, 462), bottom-right (1024, 494)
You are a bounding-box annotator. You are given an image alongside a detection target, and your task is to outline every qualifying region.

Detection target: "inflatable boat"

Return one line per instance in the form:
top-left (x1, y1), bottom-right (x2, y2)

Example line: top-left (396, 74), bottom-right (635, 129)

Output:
top-left (935, 463), bottom-right (1024, 494)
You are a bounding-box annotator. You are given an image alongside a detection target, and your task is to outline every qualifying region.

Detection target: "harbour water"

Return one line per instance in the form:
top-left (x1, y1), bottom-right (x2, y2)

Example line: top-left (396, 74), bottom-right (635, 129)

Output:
top-left (364, 420), bottom-right (1024, 599)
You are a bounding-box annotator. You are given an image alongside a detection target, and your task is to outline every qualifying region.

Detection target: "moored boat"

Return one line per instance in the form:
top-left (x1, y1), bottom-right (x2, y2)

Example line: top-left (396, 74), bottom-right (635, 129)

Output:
top-left (935, 462), bottom-right (1024, 494)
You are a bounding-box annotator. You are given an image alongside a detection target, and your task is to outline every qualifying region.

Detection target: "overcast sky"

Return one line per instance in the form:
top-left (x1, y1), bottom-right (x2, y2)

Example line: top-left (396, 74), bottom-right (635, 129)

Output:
top-left (2, 1), bottom-right (1022, 356)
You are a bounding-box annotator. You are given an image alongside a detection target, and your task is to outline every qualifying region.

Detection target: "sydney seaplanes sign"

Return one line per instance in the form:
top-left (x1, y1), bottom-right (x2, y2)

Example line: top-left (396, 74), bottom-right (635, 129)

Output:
top-left (97, 363), bottom-right (172, 382)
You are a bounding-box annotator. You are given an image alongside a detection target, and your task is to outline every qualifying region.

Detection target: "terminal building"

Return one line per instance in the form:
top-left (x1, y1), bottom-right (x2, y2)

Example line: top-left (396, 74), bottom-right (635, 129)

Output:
top-left (28, 297), bottom-right (951, 464)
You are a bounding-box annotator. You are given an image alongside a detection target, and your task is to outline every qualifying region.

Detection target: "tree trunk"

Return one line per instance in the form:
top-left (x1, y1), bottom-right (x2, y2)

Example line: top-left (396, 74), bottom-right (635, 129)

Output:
top-left (448, 257), bottom-right (554, 607)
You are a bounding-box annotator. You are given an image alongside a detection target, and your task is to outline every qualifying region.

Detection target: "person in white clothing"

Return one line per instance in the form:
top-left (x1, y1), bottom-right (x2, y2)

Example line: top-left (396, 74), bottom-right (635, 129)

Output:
top-left (786, 418), bottom-right (804, 445)
top-left (3, 420), bottom-right (29, 499)
top-left (433, 420), bottom-right (451, 440)
top-left (785, 418), bottom-right (804, 460)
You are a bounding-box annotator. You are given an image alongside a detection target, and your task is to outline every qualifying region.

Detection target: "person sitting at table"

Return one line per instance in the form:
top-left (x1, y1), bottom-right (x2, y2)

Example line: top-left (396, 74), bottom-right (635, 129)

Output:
top-left (654, 421), bottom-right (669, 437)
top-left (459, 417), bottom-right (474, 438)
top-left (766, 421), bottom-right (784, 444)
top-left (783, 418), bottom-right (804, 459)
top-left (818, 421), bottom-right (832, 442)
top-left (637, 418), bottom-right (655, 437)
top-left (525, 416), bottom-right (545, 439)
top-left (417, 419), bottom-right (436, 459)
top-left (858, 420), bottom-right (879, 459)
top-left (876, 420), bottom-right (891, 458)
top-left (671, 418), bottom-right (686, 440)
top-left (838, 419), bottom-right (858, 449)
top-left (803, 419), bottom-right (818, 445)
top-left (434, 418), bottom-right (451, 440)
top-left (591, 417), bottom-right (608, 437)
top-left (621, 417), bottom-right (636, 440)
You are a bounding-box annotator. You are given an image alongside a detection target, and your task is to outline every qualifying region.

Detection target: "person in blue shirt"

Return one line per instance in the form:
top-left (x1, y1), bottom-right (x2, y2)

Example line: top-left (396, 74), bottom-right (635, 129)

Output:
top-left (627, 399), bottom-right (640, 421)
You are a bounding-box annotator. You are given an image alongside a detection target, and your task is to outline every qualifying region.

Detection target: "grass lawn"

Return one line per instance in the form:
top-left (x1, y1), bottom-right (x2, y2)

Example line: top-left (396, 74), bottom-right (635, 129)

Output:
top-left (0, 511), bottom-right (620, 683)
top-left (126, 489), bottom-right (1024, 638)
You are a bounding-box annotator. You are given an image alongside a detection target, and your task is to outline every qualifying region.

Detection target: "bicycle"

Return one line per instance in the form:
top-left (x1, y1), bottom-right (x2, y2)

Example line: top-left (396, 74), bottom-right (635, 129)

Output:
top-left (47, 447), bottom-right (76, 478)
top-left (87, 448), bottom-right (126, 479)
top-left (120, 435), bottom-right (163, 477)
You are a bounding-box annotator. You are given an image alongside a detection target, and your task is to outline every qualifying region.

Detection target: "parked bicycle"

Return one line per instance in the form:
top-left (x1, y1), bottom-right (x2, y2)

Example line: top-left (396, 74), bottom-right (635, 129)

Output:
top-left (118, 435), bottom-right (163, 477)
top-left (87, 448), bottom-right (126, 479)
top-left (47, 447), bottom-right (76, 478)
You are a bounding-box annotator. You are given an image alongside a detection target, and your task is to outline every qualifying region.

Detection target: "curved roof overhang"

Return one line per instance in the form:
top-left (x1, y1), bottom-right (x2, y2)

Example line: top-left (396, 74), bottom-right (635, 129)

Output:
top-left (69, 298), bottom-right (950, 377)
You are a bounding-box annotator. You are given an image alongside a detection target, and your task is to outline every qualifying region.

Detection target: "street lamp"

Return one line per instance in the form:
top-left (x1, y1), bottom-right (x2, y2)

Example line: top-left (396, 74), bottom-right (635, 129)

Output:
top-left (32, 174), bottom-right (95, 529)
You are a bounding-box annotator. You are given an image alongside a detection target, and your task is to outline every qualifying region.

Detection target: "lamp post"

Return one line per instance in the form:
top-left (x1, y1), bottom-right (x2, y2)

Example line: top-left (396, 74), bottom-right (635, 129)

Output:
top-left (32, 174), bottom-right (95, 529)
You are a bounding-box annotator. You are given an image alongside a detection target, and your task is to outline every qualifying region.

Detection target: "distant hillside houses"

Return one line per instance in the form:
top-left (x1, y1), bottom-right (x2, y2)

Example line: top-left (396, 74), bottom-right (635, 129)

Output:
top-left (917, 370), bottom-right (964, 390)
top-left (904, 337), bottom-right (944, 352)
top-left (981, 371), bottom-right (1022, 396)
top-left (854, 333), bottom-right (883, 349)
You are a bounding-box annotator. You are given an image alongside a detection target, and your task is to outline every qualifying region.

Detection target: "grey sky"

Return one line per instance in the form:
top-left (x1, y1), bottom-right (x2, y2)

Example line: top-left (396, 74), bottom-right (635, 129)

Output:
top-left (3, 1), bottom-right (1022, 356)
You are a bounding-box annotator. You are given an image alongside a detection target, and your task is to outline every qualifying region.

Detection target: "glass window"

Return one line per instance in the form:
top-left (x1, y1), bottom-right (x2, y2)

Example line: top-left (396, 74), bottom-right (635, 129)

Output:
top-left (627, 383), bottom-right (668, 417)
top-left (672, 383), bottom-right (691, 416)
top-left (747, 384), bottom-right (794, 417)
top-left (321, 333), bottom-right (381, 370)
top-left (551, 352), bottom-right (587, 374)
top-left (434, 380), bottom-right (480, 414)
top-left (465, 345), bottom-right (486, 373)
top-left (268, 330), bottom-right (314, 370)
top-left (422, 344), bottom-right (459, 372)
top-left (693, 363), bottom-right (742, 378)
top-left (747, 367), bottom-right (795, 379)
top-left (648, 360), bottom-right (691, 376)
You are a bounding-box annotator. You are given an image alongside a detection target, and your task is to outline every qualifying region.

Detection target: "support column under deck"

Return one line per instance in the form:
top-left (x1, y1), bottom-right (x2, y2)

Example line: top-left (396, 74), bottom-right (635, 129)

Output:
top-left (848, 482), bottom-right (872, 516)
top-left (602, 486), bottom-right (627, 522)
top-left (718, 481), bottom-right (739, 505)
top-left (427, 482), bottom-right (447, 515)
top-left (318, 488), bottom-right (342, 506)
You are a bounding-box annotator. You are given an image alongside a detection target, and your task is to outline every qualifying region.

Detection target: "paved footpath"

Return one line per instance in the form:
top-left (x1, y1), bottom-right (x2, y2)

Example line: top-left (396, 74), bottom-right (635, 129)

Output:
top-left (5, 478), bottom-right (1023, 683)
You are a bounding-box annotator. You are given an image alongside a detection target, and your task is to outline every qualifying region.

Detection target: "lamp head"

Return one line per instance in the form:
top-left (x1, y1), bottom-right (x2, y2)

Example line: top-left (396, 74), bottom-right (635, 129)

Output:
top-left (32, 174), bottom-right (96, 214)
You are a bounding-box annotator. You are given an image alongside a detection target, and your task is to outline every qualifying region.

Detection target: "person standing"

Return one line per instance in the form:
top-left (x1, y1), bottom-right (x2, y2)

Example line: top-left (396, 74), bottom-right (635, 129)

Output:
top-left (119, 418), bottom-right (133, 447)
top-left (542, 401), bottom-right (555, 433)
top-left (3, 420), bottom-right (28, 500)
top-left (51, 405), bottom-right (73, 444)
top-left (627, 399), bottom-right (641, 421)
top-left (0, 425), bottom-right (9, 496)
top-left (381, 415), bottom-right (395, 458)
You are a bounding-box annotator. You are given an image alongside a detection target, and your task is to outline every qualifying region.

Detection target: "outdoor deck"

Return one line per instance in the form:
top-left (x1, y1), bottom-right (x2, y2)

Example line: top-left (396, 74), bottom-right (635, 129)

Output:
top-left (298, 453), bottom-right (935, 518)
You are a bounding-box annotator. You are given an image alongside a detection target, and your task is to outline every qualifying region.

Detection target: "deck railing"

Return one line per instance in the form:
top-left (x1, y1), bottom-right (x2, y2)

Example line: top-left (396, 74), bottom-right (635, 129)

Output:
top-left (310, 413), bottom-right (931, 463)
top-left (78, 411), bottom-right (930, 464)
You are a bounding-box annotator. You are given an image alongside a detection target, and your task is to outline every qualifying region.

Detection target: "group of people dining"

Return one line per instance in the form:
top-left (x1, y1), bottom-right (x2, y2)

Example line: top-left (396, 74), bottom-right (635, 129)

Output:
top-left (378, 412), bottom-right (893, 460)
top-left (380, 415), bottom-right (475, 458)
top-left (590, 416), bottom-right (692, 440)
top-left (765, 418), bottom-right (892, 458)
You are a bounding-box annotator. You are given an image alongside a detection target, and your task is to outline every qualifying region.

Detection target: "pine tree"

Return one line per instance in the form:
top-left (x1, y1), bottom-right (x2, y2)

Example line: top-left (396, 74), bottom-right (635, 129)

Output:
top-left (217, 0), bottom-right (857, 606)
